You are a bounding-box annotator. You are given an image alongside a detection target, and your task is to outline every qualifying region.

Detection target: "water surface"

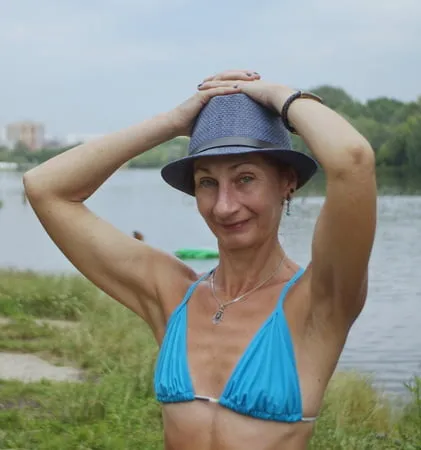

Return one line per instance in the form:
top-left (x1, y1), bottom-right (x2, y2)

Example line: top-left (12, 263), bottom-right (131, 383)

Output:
top-left (0, 169), bottom-right (420, 395)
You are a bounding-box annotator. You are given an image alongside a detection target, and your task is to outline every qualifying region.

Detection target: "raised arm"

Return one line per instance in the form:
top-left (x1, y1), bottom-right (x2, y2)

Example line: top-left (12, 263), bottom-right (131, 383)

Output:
top-left (22, 81), bottom-right (248, 331)
top-left (197, 78), bottom-right (376, 323)
top-left (23, 114), bottom-right (189, 326)
top-left (283, 96), bottom-right (377, 323)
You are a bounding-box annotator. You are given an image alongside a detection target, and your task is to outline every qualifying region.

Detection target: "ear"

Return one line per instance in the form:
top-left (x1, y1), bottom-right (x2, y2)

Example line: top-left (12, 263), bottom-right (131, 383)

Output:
top-left (278, 166), bottom-right (297, 194)
top-left (286, 166), bottom-right (298, 191)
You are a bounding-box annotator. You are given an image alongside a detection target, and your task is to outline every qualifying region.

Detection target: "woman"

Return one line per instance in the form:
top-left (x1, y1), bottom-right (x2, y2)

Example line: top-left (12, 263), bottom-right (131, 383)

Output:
top-left (23, 69), bottom-right (377, 450)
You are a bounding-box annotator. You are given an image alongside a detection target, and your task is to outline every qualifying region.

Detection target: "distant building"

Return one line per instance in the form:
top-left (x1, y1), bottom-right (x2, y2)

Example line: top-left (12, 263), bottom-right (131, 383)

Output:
top-left (6, 121), bottom-right (45, 151)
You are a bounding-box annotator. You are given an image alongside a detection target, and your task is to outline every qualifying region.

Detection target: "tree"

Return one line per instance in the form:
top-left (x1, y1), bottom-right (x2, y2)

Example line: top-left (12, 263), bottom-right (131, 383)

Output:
top-left (391, 101), bottom-right (421, 125)
top-left (13, 140), bottom-right (30, 154)
top-left (128, 137), bottom-right (189, 168)
top-left (0, 87), bottom-right (419, 173)
top-left (350, 116), bottom-right (391, 152)
top-left (310, 85), bottom-right (355, 109)
top-left (405, 114), bottom-right (421, 170)
top-left (364, 97), bottom-right (405, 124)
top-left (377, 124), bottom-right (409, 167)
top-left (377, 114), bottom-right (421, 170)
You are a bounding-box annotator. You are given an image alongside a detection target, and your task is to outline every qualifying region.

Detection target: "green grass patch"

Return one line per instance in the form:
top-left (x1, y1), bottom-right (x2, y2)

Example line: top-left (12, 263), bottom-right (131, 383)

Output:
top-left (0, 270), bottom-right (162, 448)
top-left (0, 270), bottom-right (420, 449)
top-left (310, 374), bottom-right (421, 449)
top-left (0, 373), bottom-right (163, 450)
top-left (0, 269), bottom-right (98, 320)
top-left (0, 317), bottom-right (60, 353)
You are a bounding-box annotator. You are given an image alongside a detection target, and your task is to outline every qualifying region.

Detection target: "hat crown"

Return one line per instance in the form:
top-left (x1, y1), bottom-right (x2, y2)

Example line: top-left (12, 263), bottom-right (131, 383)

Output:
top-left (189, 94), bottom-right (292, 154)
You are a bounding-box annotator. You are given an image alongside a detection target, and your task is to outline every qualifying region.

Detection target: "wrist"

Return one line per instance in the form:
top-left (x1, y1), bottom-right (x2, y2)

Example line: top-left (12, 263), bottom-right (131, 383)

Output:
top-left (157, 111), bottom-right (182, 140)
top-left (271, 86), bottom-right (297, 113)
top-left (276, 90), bottom-right (324, 134)
top-left (129, 113), bottom-right (180, 155)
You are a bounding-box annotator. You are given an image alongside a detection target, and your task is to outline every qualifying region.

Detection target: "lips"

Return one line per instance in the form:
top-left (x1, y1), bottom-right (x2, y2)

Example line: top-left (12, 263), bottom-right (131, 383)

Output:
top-left (220, 219), bottom-right (250, 231)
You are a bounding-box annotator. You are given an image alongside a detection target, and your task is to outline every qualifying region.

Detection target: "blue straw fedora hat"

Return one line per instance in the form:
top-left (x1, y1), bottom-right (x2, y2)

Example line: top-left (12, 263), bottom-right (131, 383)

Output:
top-left (161, 93), bottom-right (318, 196)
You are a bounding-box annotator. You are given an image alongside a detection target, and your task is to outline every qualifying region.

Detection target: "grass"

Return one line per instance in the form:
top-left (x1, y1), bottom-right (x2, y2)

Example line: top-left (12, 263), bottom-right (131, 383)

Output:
top-left (0, 270), bottom-right (420, 449)
top-left (0, 317), bottom-right (59, 353)
top-left (0, 269), bottom-right (98, 320)
top-left (310, 375), bottom-right (421, 449)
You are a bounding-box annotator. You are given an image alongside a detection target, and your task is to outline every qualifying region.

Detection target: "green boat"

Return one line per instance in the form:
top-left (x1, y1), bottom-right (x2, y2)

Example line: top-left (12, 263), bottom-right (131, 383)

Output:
top-left (174, 248), bottom-right (219, 260)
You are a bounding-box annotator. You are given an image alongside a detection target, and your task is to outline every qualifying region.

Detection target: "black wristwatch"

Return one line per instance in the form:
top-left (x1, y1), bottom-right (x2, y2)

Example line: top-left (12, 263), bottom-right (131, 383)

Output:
top-left (280, 90), bottom-right (323, 134)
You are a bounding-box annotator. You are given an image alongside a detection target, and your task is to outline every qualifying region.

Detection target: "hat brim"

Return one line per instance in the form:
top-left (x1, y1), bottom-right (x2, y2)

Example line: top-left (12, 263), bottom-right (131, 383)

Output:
top-left (161, 147), bottom-right (318, 196)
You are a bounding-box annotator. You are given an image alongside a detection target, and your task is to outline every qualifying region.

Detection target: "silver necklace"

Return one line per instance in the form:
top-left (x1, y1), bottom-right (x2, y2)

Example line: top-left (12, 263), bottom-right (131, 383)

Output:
top-left (209, 255), bottom-right (286, 325)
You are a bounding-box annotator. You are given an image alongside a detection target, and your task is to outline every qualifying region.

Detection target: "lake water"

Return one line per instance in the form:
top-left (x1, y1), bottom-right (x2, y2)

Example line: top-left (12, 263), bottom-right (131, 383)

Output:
top-left (0, 169), bottom-right (420, 396)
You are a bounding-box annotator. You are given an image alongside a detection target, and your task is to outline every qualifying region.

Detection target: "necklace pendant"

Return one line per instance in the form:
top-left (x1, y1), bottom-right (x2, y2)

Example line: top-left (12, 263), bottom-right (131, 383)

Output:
top-left (212, 307), bottom-right (224, 325)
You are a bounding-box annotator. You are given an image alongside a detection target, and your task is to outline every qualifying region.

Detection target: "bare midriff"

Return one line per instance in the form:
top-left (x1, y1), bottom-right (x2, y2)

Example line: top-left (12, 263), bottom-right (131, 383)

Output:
top-left (162, 402), bottom-right (315, 450)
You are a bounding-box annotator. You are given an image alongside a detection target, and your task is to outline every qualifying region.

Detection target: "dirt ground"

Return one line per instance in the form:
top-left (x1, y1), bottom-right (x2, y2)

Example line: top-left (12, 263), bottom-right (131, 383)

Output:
top-left (0, 317), bottom-right (83, 383)
top-left (0, 352), bottom-right (83, 382)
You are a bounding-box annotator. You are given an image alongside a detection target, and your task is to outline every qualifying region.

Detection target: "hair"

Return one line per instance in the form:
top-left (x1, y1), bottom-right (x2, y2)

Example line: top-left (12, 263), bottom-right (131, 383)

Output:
top-left (260, 154), bottom-right (295, 180)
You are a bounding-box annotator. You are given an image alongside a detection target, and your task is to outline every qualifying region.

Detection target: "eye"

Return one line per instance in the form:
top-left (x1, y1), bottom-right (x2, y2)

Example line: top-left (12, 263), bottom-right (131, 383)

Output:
top-left (239, 175), bottom-right (254, 184)
top-left (198, 178), bottom-right (217, 188)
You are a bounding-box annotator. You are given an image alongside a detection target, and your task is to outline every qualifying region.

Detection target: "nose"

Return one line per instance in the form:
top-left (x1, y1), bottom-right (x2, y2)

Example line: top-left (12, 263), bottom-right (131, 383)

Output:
top-left (212, 183), bottom-right (240, 220)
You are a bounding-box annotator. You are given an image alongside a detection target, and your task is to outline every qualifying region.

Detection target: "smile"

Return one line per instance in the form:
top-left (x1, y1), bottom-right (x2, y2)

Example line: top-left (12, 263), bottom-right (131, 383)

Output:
top-left (221, 219), bottom-right (250, 231)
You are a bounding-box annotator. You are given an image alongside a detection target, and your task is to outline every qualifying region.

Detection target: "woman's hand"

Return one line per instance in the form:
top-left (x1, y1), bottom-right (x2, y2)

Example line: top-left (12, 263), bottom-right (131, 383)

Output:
top-left (197, 73), bottom-right (295, 113)
top-left (167, 70), bottom-right (261, 136)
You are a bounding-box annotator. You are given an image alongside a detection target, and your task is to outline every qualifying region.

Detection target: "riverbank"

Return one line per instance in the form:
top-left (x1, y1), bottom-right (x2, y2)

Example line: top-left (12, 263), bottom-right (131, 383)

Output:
top-left (0, 270), bottom-right (420, 449)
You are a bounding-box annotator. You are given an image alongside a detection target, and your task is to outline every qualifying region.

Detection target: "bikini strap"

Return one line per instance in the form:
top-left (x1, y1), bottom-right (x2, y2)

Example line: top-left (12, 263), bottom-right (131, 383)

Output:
top-left (276, 267), bottom-right (305, 310)
top-left (178, 270), bottom-right (213, 308)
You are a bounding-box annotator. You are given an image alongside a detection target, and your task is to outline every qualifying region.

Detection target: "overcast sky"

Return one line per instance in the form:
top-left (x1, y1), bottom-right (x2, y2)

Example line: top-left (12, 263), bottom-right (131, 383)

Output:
top-left (1, 0), bottom-right (420, 138)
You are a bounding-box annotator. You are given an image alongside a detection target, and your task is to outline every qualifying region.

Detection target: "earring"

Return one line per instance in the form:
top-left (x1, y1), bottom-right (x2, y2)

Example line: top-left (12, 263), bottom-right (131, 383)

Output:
top-left (286, 188), bottom-right (294, 216)
top-left (286, 196), bottom-right (291, 216)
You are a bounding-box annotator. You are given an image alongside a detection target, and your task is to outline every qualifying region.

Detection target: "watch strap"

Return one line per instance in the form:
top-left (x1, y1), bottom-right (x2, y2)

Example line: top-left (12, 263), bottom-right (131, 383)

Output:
top-left (280, 90), bottom-right (323, 134)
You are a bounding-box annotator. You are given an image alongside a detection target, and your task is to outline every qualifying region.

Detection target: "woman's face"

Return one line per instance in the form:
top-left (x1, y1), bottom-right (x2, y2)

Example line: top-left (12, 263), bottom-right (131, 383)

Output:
top-left (193, 153), bottom-right (294, 250)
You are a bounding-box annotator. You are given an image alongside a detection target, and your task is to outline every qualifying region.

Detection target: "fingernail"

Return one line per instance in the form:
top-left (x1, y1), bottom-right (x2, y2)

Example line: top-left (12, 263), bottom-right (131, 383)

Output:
top-left (246, 73), bottom-right (252, 77)
top-left (233, 84), bottom-right (239, 88)
top-left (254, 72), bottom-right (259, 75)
top-left (197, 83), bottom-right (203, 88)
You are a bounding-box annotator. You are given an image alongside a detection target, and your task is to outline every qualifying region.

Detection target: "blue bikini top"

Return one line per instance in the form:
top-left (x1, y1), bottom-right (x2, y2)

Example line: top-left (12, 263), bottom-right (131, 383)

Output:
top-left (154, 267), bottom-right (317, 423)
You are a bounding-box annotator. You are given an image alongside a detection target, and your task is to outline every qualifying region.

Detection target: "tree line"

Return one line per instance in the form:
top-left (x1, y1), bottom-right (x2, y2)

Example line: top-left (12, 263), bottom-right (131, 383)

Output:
top-left (300, 86), bottom-right (421, 171)
top-left (1, 86), bottom-right (420, 172)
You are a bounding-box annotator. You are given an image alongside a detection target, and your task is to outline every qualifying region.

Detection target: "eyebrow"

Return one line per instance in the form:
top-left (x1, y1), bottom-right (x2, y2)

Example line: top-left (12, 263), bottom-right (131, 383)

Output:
top-left (194, 160), bottom-right (255, 173)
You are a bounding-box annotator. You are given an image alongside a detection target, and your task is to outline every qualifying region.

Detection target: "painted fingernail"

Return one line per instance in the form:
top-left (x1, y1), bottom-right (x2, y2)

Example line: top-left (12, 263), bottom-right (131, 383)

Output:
top-left (197, 83), bottom-right (203, 88)
top-left (254, 72), bottom-right (259, 75)
top-left (233, 84), bottom-right (239, 88)
top-left (246, 72), bottom-right (252, 76)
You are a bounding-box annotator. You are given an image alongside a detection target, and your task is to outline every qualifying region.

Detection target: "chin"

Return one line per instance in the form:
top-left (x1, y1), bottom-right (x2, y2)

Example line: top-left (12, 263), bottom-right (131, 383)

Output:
top-left (216, 230), bottom-right (260, 252)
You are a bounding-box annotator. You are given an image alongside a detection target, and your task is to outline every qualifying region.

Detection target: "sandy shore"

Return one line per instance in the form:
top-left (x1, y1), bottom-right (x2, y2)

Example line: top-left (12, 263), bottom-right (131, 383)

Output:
top-left (0, 317), bottom-right (83, 383)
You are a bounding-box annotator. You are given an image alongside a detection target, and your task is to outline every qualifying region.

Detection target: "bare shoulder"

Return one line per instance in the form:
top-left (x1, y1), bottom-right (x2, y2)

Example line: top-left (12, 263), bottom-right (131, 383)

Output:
top-left (152, 248), bottom-right (201, 320)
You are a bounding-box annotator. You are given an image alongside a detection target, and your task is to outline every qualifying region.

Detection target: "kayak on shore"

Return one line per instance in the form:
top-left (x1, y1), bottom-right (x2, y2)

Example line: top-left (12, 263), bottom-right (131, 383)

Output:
top-left (131, 232), bottom-right (218, 260)
top-left (174, 248), bottom-right (219, 260)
